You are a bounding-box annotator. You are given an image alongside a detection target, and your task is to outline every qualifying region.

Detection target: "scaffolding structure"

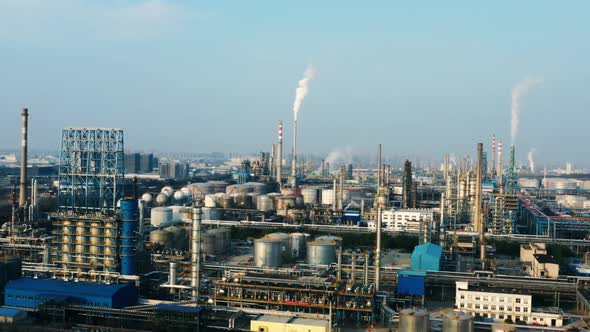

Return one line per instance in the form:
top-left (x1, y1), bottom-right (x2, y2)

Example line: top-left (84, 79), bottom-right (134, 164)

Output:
top-left (57, 128), bottom-right (124, 213)
top-left (491, 193), bottom-right (518, 234)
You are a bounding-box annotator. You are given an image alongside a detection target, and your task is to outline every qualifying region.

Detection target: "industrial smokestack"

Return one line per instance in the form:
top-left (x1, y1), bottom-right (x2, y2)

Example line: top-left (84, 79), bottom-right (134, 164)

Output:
top-left (497, 140), bottom-right (503, 192)
top-left (375, 207), bottom-right (382, 291)
top-left (270, 144), bottom-right (275, 180)
top-left (276, 121), bottom-right (283, 186)
top-left (290, 66), bottom-right (315, 187)
top-left (19, 108), bottom-right (28, 208)
top-left (191, 206), bottom-right (203, 300)
top-left (475, 143), bottom-right (485, 269)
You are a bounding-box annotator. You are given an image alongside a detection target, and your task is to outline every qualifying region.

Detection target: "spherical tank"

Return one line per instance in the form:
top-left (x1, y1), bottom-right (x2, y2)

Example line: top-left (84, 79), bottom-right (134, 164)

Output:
top-left (151, 207), bottom-right (173, 226)
top-left (254, 237), bottom-right (283, 267)
top-left (173, 190), bottom-right (185, 201)
top-left (181, 187), bottom-right (192, 196)
top-left (156, 193), bottom-right (169, 205)
top-left (442, 312), bottom-right (473, 332)
top-left (141, 193), bottom-right (153, 203)
top-left (321, 189), bottom-right (335, 206)
top-left (257, 195), bottom-right (274, 211)
top-left (150, 229), bottom-right (171, 246)
top-left (399, 309), bottom-right (430, 332)
top-left (301, 188), bottom-right (319, 205)
top-left (307, 238), bottom-right (338, 265)
top-left (289, 233), bottom-right (307, 259)
top-left (162, 186), bottom-right (174, 196)
top-left (204, 194), bottom-right (218, 208)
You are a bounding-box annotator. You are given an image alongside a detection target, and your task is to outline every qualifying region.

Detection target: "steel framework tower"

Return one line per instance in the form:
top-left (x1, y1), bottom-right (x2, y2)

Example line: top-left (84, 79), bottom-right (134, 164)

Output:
top-left (57, 128), bottom-right (124, 213)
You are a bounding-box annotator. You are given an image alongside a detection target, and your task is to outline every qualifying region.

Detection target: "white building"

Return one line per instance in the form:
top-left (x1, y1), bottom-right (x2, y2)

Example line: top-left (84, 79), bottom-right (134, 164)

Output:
top-left (455, 281), bottom-right (563, 327)
top-left (367, 209), bottom-right (434, 233)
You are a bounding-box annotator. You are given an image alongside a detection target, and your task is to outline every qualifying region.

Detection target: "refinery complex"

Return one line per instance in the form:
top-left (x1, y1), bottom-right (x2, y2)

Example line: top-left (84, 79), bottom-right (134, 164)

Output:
top-left (0, 94), bottom-right (589, 332)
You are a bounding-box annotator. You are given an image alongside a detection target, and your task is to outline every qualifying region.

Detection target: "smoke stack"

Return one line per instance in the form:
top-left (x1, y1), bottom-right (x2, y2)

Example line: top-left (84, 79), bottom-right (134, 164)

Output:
top-left (270, 144), bottom-right (275, 180)
top-left (375, 207), bottom-right (382, 291)
top-left (191, 206), bottom-right (203, 300)
top-left (276, 121), bottom-right (283, 186)
top-left (19, 108), bottom-right (28, 208)
top-left (291, 117), bottom-right (298, 182)
top-left (497, 140), bottom-right (503, 192)
top-left (475, 143), bottom-right (485, 269)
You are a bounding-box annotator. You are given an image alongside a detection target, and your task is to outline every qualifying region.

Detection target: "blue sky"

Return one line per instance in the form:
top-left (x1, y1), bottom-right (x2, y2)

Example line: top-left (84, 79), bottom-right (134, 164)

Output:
top-left (0, 1), bottom-right (588, 166)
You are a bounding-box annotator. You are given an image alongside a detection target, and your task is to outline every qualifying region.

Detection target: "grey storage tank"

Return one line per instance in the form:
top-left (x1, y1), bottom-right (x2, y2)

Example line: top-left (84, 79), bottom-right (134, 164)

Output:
top-left (443, 312), bottom-right (472, 332)
top-left (254, 233), bottom-right (287, 267)
top-left (399, 309), bottom-right (429, 332)
top-left (307, 236), bottom-right (342, 265)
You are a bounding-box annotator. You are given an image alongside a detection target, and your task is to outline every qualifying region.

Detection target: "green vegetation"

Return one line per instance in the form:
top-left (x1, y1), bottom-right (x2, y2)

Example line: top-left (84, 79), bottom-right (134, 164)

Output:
top-left (489, 239), bottom-right (521, 258)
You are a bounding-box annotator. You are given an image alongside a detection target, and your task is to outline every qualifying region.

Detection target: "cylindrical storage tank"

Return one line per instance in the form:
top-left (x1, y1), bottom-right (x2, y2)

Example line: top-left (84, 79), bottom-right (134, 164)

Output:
top-left (166, 225), bottom-right (187, 250)
top-left (201, 231), bottom-right (217, 255)
top-left (321, 189), bottom-right (335, 206)
top-left (316, 235), bottom-right (343, 247)
top-left (307, 238), bottom-right (338, 265)
top-left (204, 194), bottom-right (218, 208)
top-left (156, 193), bottom-right (169, 205)
top-left (399, 309), bottom-right (429, 332)
top-left (518, 178), bottom-right (540, 189)
top-left (170, 205), bottom-right (183, 222)
top-left (442, 312), bottom-right (473, 332)
top-left (202, 207), bottom-right (222, 220)
top-left (218, 194), bottom-right (234, 209)
top-left (254, 237), bottom-right (283, 267)
top-left (302, 188), bottom-right (319, 205)
top-left (180, 207), bottom-right (192, 223)
top-left (289, 233), bottom-right (307, 259)
top-left (248, 182), bottom-right (268, 194)
top-left (208, 228), bottom-right (230, 254)
top-left (491, 323), bottom-right (516, 332)
top-left (120, 199), bottom-right (138, 275)
top-left (150, 229), bottom-right (171, 246)
top-left (151, 207), bottom-right (172, 226)
top-left (257, 195), bottom-right (274, 211)
top-left (233, 194), bottom-right (253, 209)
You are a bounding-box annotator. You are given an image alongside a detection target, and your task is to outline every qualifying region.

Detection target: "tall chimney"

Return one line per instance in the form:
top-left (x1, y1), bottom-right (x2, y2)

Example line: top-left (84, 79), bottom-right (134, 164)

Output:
top-left (475, 143), bottom-right (485, 269)
top-left (291, 117), bottom-right (298, 182)
top-left (19, 108), bottom-right (28, 208)
top-left (497, 140), bottom-right (503, 192)
top-left (191, 206), bottom-right (203, 300)
top-left (276, 121), bottom-right (283, 186)
top-left (375, 207), bottom-right (382, 291)
top-left (270, 144), bottom-right (275, 180)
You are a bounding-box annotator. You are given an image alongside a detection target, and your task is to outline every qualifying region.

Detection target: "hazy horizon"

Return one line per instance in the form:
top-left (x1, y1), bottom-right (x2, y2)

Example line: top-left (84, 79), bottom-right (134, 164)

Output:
top-left (1, 1), bottom-right (589, 166)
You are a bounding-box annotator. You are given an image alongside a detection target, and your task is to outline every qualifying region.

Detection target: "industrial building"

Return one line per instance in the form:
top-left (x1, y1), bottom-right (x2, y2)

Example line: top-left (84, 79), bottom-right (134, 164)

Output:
top-left (4, 277), bottom-right (138, 309)
top-left (250, 315), bottom-right (329, 332)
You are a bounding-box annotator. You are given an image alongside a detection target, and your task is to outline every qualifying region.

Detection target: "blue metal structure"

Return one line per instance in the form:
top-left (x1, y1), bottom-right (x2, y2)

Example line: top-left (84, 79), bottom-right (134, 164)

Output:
top-left (410, 243), bottom-right (442, 271)
top-left (397, 270), bottom-right (426, 296)
top-left (4, 277), bottom-right (137, 309)
top-left (57, 128), bottom-right (124, 213)
top-left (120, 199), bottom-right (138, 275)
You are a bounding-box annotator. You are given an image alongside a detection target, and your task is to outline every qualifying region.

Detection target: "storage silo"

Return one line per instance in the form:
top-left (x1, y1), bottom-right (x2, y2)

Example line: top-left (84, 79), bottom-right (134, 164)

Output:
top-left (151, 207), bottom-right (173, 226)
top-left (399, 309), bottom-right (429, 332)
top-left (321, 189), bottom-right (335, 206)
top-left (257, 195), bottom-right (274, 211)
top-left (442, 312), bottom-right (473, 332)
top-left (307, 237), bottom-right (340, 265)
top-left (288, 233), bottom-right (307, 259)
top-left (301, 187), bottom-right (319, 205)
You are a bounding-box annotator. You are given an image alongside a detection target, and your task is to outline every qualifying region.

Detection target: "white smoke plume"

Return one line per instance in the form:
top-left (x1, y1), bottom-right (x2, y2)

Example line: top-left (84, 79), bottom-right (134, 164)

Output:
top-left (511, 78), bottom-right (543, 144)
top-left (321, 147), bottom-right (353, 173)
top-left (293, 65), bottom-right (316, 121)
top-left (528, 148), bottom-right (536, 174)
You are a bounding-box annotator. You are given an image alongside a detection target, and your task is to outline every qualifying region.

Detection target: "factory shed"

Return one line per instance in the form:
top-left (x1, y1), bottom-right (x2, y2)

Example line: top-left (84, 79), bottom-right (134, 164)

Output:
top-left (410, 243), bottom-right (442, 271)
top-left (4, 277), bottom-right (137, 309)
top-left (397, 270), bottom-right (426, 296)
top-left (0, 307), bottom-right (26, 323)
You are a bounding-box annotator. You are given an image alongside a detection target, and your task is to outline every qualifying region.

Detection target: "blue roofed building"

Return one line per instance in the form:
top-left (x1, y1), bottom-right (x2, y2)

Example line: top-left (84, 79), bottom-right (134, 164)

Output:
top-left (397, 270), bottom-right (426, 296)
top-left (4, 277), bottom-right (137, 309)
top-left (410, 243), bottom-right (442, 271)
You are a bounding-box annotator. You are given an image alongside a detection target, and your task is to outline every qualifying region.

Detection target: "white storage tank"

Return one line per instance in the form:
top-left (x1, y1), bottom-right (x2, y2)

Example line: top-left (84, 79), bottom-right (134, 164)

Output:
top-left (543, 178), bottom-right (578, 190)
top-left (257, 195), bottom-right (274, 211)
top-left (321, 189), bottom-right (336, 206)
top-left (399, 309), bottom-right (429, 332)
top-left (170, 206), bottom-right (183, 222)
top-left (442, 312), bottom-right (473, 332)
top-left (518, 178), bottom-right (540, 189)
top-left (204, 194), bottom-right (218, 208)
top-left (151, 207), bottom-right (173, 226)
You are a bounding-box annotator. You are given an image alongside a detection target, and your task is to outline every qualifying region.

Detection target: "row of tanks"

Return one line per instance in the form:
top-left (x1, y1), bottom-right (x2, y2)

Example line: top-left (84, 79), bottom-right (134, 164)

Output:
top-left (150, 226), bottom-right (231, 256)
top-left (253, 233), bottom-right (343, 267)
top-left (398, 309), bottom-right (519, 332)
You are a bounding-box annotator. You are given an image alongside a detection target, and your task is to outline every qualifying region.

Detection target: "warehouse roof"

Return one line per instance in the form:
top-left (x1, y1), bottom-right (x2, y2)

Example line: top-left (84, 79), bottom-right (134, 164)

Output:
top-left (410, 243), bottom-right (442, 271)
top-left (6, 277), bottom-right (131, 298)
top-left (0, 307), bottom-right (24, 317)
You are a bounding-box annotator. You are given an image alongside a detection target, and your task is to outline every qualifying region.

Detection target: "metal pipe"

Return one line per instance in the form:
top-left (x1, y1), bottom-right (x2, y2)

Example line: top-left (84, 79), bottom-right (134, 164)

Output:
top-left (276, 120), bottom-right (283, 186)
top-left (336, 249), bottom-right (342, 281)
top-left (363, 252), bottom-right (369, 286)
top-left (350, 253), bottom-right (356, 283)
top-left (497, 140), bottom-right (503, 192)
top-left (475, 143), bottom-right (485, 269)
top-left (191, 206), bottom-right (203, 300)
top-left (332, 177), bottom-right (337, 210)
top-left (439, 193), bottom-right (445, 248)
top-left (491, 134), bottom-right (496, 177)
top-left (338, 172), bottom-right (344, 210)
top-left (137, 199), bottom-right (145, 252)
top-left (169, 262), bottom-right (177, 286)
top-left (19, 108), bottom-right (28, 208)
top-left (375, 207), bottom-right (382, 291)
top-left (270, 144), bottom-right (275, 180)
